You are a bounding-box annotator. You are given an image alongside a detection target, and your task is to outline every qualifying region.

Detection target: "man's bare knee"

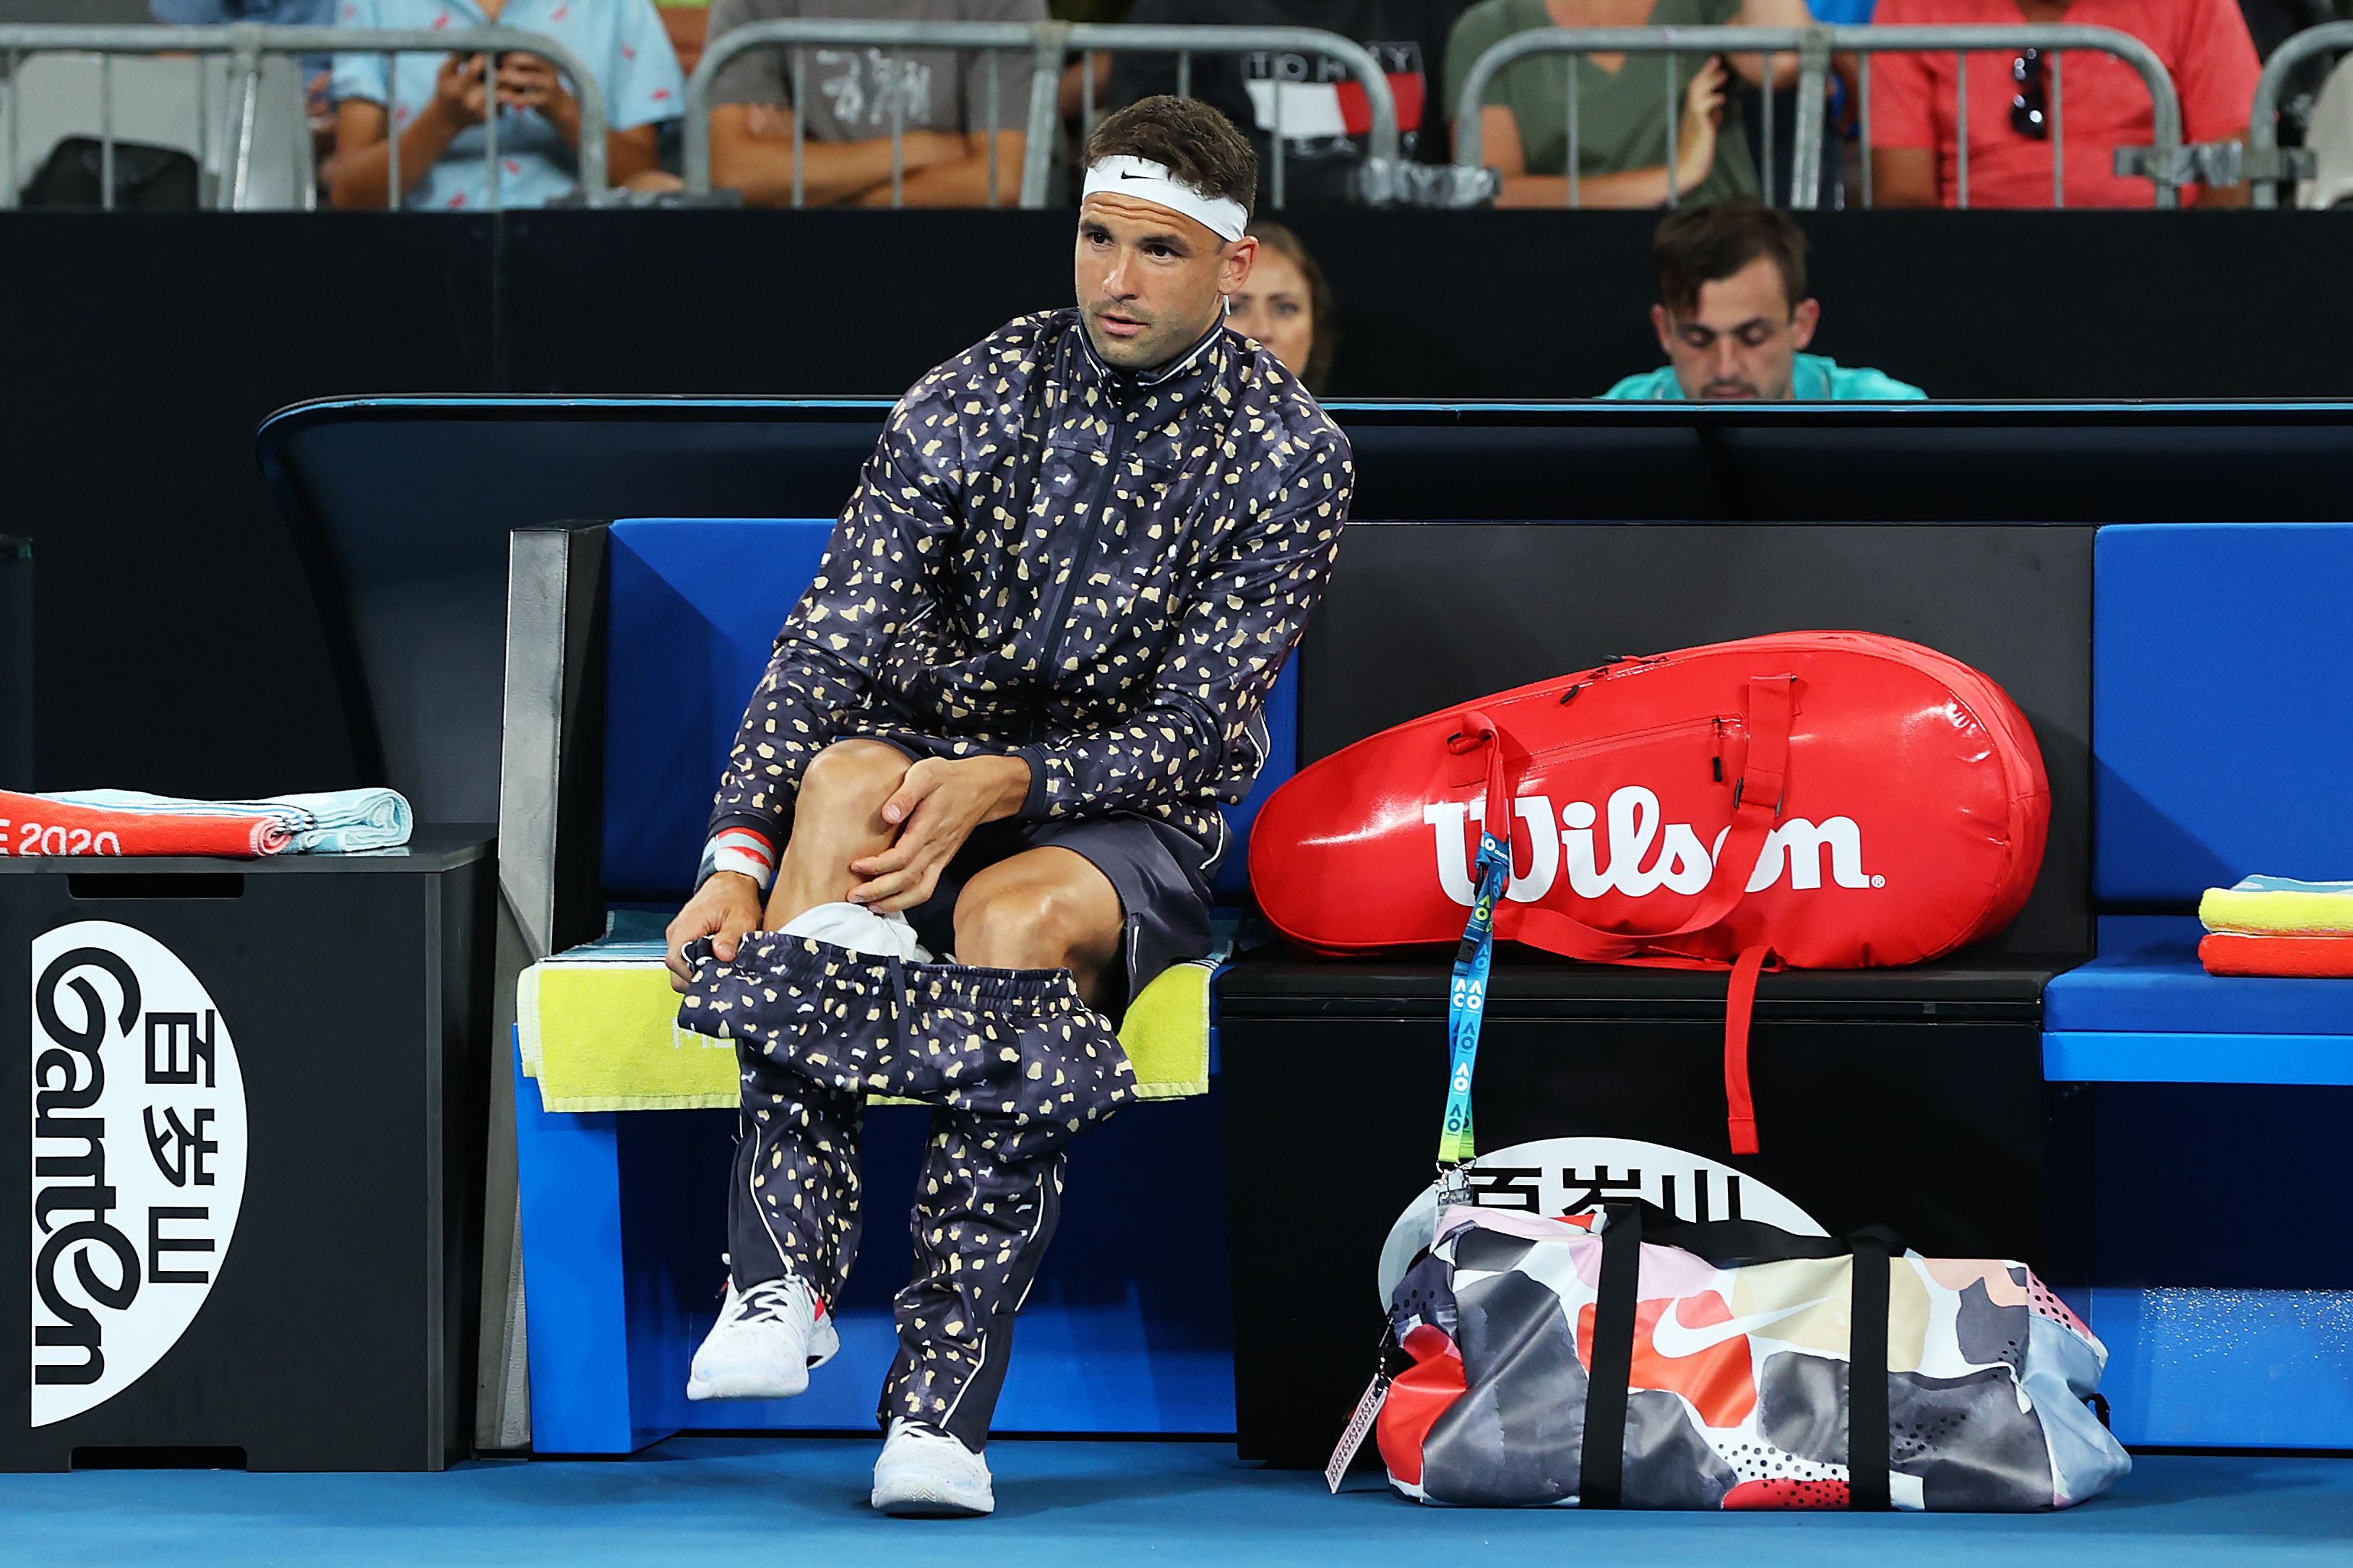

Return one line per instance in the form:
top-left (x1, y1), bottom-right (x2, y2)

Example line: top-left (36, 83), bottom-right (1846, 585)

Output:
top-left (795, 739), bottom-right (907, 824)
top-left (957, 885), bottom-right (1077, 970)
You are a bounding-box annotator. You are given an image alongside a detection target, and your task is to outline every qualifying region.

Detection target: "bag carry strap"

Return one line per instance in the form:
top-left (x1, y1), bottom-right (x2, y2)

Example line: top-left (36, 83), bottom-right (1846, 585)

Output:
top-left (1435, 711), bottom-right (1514, 1171)
top-left (1579, 1202), bottom-right (1643, 1509)
top-left (1723, 944), bottom-right (1771, 1156)
top-left (1501, 674), bottom-right (1796, 962)
top-left (1846, 1230), bottom-right (1894, 1512)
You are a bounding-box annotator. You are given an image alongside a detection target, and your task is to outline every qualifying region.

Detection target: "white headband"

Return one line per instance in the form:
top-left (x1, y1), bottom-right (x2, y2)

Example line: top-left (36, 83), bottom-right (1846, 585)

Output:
top-left (1080, 155), bottom-right (1247, 243)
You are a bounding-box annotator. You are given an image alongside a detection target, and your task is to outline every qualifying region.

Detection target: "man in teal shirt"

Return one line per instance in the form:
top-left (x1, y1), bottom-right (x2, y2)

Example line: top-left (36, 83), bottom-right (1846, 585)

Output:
top-left (1604, 199), bottom-right (1925, 402)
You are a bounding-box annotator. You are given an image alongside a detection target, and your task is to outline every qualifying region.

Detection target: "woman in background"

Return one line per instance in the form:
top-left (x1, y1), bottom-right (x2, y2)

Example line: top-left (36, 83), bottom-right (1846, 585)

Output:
top-left (1229, 221), bottom-right (1339, 397)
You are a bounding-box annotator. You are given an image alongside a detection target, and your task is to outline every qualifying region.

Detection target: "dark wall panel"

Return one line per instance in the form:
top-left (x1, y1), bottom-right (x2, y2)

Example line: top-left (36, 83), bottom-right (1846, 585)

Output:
top-left (0, 213), bottom-right (496, 796)
top-left (2, 206), bottom-right (2349, 807)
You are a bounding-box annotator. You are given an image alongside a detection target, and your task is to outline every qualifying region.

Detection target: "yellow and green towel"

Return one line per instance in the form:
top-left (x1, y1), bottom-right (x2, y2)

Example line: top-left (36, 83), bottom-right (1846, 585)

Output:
top-left (2199, 875), bottom-right (2353, 937)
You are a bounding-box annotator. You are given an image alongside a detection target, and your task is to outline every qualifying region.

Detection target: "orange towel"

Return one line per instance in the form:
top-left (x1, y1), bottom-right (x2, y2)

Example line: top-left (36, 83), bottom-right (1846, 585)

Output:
top-left (0, 791), bottom-right (291, 858)
top-left (2198, 931), bottom-right (2353, 978)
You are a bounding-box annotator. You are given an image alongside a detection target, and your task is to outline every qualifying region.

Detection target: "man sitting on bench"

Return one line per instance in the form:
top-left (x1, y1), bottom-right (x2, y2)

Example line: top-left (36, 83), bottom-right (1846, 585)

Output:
top-left (663, 95), bottom-right (1353, 1517)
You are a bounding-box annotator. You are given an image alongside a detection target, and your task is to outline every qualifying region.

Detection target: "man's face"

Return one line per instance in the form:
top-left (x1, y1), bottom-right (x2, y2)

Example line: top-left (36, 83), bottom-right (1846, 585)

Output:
top-left (1652, 255), bottom-right (1821, 401)
top-left (1075, 194), bottom-right (1256, 370)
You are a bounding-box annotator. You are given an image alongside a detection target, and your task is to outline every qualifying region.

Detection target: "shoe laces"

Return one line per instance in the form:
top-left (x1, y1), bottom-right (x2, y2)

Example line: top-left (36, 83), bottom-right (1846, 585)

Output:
top-left (734, 1276), bottom-right (807, 1327)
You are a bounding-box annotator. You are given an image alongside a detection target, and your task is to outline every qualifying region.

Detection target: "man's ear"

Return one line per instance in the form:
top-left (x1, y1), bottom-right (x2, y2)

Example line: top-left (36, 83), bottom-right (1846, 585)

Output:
top-left (1651, 303), bottom-right (1674, 356)
top-left (1219, 235), bottom-right (1260, 298)
top-left (1791, 297), bottom-right (1821, 351)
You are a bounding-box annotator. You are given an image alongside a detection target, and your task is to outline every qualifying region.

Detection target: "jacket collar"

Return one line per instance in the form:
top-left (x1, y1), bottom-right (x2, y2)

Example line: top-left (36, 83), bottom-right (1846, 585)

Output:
top-left (1071, 310), bottom-right (1228, 403)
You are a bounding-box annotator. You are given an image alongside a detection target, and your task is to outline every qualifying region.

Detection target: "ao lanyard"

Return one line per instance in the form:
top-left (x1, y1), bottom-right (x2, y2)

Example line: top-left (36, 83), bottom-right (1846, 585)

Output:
top-left (1436, 808), bottom-right (1512, 1171)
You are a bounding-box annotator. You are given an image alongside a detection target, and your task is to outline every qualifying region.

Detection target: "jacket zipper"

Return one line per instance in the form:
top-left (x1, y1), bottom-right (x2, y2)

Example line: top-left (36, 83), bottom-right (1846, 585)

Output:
top-left (1033, 408), bottom-right (1134, 699)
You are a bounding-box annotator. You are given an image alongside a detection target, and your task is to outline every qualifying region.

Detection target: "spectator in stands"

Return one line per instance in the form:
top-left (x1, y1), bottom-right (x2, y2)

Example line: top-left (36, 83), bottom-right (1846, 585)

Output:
top-left (1106, 1), bottom-right (1470, 207)
top-left (1868, 0), bottom-right (2260, 207)
top-left (1230, 220), bottom-right (1338, 395)
top-left (705, 0), bottom-right (1039, 207)
top-left (328, 0), bottom-right (684, 210)
top-left (1605, 199), bottom-right (1925, 399)
top-left (1445, 0), bottom-right (1815, 207)
top-left (152, 0), bottom-right (335, 132)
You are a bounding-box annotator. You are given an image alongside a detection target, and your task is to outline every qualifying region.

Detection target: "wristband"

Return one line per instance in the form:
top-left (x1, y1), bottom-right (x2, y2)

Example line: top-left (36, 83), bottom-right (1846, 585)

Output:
top-left (700, 827), bottom-right (777, 892)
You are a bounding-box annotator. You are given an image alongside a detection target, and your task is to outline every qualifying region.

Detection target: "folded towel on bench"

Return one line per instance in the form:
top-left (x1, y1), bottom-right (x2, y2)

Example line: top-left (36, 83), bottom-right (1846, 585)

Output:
top-left (2200, 931), bottom-right (2353, 978)
top-left (0, 789), bottom-right (289, 857)
top-left (518, 913), bottom-right (1217, 1113)
top-left (41, 786), bottom-right (413, 853)
top-left (2200, 875), bottom-right (2353, 936)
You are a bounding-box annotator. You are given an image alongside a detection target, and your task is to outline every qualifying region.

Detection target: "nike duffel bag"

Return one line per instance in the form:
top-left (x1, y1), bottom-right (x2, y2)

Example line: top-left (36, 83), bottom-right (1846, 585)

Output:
top-left (1375, 1202), bottom-right (2128, 1511)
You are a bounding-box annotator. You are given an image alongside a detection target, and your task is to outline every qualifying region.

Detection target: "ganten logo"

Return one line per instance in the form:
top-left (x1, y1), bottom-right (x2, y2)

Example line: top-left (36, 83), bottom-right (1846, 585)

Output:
top-left (30, 923), bottom-right (247, 1427)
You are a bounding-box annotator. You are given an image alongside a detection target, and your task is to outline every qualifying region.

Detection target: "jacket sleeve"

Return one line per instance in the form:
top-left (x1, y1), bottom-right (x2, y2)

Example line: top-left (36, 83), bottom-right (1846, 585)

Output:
top-left (704, 396), bottom-right (957, 860)
top-left (1013, 430), bottom-right (1352, 822)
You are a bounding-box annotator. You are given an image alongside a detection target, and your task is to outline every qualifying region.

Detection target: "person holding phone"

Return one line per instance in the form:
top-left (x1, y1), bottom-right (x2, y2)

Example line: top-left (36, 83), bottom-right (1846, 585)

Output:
top-left (1444, 0), bottom-right (1815, 207)
top-left (328, 0), bottom-right (684, 210)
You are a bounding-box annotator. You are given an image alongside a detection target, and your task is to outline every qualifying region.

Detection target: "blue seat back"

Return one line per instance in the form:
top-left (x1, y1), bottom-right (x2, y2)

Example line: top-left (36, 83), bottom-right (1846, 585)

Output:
top-left (2094, 522), bottom-right (2353, 908)
top-left (601, 516), bottom-right (1299, 903)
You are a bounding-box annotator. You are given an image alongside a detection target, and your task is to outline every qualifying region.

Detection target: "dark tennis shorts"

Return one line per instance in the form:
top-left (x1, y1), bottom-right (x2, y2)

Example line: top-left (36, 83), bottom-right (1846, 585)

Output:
top-left (866, 733), bottom-right (1216, 1020)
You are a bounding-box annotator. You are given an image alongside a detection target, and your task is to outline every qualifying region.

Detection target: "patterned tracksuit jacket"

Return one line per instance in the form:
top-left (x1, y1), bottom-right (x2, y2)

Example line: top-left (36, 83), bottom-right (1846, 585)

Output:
top-left (704, 305), bottom-right (1355, 873)
top-left (683, 308), bottom-right (1354, 1444)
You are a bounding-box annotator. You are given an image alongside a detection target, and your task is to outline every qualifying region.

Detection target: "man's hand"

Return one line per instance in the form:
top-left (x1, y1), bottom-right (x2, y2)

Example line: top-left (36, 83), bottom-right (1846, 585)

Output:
top-left (666, 871), bottom-right (765, 994)
top-left (848, 754), bottom-right (1031, 913)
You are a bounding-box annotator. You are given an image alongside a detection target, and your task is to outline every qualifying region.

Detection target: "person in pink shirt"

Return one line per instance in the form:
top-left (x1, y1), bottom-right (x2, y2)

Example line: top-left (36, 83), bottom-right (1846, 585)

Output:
top-left (1868, 0), bottom-right (2260, 207)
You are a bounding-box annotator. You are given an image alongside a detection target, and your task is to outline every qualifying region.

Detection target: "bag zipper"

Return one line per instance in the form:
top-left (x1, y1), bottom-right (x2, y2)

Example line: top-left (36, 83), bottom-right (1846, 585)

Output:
top-left (1518, 713), bottom-right (1733, 767)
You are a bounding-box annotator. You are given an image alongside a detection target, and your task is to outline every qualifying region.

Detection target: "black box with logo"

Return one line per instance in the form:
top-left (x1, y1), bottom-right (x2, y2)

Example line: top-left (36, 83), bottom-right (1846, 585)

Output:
top-left (0, 832), bottom-right (492, 1471)
top-left (1218, 953), bottom-right (2060, 1469)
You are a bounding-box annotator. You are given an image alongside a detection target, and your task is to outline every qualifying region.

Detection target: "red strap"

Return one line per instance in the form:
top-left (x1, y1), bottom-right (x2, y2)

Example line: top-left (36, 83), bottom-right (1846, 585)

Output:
top-left (1723, 944), bottom-right (1771, 1155)
top-left (1498, 675), bottom-right (1797, 962)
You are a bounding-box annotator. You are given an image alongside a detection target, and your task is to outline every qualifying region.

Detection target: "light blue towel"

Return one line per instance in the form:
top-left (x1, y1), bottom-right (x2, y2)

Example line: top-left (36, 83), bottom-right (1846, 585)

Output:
top-left (43, 788), bottom-right (413, 853)
top-left (2227, 875), bottom-right (2353, 895)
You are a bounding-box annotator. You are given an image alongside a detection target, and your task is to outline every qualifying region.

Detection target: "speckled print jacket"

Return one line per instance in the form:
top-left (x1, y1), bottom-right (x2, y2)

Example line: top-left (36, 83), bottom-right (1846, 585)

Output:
top-left (706, 307), bottom-right (1355, 871)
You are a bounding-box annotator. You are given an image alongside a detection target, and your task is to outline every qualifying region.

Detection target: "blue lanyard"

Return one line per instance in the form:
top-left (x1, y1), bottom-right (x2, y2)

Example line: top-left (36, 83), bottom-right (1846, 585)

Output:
top-left (1437, 824), bottom-right (1512, 1170)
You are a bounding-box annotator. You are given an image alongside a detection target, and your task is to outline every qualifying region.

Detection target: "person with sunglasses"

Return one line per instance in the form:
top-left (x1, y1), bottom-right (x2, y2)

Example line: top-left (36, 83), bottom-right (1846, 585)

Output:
top-left (1867, 0), bottom-right (2259, 207)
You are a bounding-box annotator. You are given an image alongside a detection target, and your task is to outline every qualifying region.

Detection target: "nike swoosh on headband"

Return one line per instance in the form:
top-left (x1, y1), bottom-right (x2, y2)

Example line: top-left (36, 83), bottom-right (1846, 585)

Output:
top-left (1081, 155), bottom-right (1247, 242)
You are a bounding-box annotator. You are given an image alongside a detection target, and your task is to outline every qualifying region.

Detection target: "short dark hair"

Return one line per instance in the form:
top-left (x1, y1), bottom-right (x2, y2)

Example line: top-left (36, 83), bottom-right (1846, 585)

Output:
top-left (1651, 199), bottom-right (1809, 316)
top-left (1084, 95), bottom-right (1257, 222)
top-left (1246, 220), bottom-right (1340, 395)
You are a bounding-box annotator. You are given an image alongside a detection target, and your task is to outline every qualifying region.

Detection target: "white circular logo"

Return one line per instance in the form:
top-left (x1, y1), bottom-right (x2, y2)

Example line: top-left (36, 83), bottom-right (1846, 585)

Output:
top-left (1377, 1135), bottom-right (1824, 1306)
top-left (30, 922), bottom-right (249, 1428)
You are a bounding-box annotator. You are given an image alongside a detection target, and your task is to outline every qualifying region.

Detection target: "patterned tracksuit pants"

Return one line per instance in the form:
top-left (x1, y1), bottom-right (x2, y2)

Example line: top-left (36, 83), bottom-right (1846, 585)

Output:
top-left (679, 933), bottom-right (1136, 1449)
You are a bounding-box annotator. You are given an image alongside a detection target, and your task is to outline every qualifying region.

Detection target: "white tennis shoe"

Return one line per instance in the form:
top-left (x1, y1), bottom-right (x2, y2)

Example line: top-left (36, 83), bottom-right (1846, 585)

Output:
top-left (870, 1418), bottom-right (995, 1517)
top-left (685, 1273), bottom-right (839, 1402)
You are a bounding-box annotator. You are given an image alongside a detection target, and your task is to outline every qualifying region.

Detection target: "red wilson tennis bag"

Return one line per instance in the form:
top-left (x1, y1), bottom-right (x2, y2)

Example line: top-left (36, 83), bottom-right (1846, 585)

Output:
top-left (1249, 632), bottom-right (2049, 1151)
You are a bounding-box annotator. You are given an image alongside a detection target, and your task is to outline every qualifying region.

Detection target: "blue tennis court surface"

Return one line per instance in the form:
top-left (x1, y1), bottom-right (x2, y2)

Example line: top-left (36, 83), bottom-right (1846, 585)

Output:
top-left (1, 1439), bottom-right (2346, 1567)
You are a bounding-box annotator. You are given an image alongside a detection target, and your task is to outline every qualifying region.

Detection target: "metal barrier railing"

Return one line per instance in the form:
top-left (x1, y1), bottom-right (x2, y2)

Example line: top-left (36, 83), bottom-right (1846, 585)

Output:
top-left (1451, 22), bottom-right (2186, 210)
top-left (0, 22), bottom-right (607, 211)
top-left (2247, 20), bottom-right (2353, 207)
top-left (681, 18), bottom-right (1401, 210)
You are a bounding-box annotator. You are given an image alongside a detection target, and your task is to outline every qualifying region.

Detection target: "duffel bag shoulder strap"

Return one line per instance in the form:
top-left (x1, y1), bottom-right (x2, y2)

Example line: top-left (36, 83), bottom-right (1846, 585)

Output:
top-left (1847, 1228), bottom-right (1897, 1512)
top-left (1578, 1202), bottom-right (1644, 1509)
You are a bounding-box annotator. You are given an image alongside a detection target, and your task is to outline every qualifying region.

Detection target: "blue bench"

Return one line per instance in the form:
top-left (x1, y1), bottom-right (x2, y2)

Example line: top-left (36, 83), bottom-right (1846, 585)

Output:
top-left (2044, 522), bottom-right (2353, 1447)
top-left (504, 518), bottom-right (1298, 1453)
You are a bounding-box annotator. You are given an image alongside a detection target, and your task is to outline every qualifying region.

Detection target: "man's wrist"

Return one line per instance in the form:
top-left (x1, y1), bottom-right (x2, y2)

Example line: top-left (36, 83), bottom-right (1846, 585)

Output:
top-left (976, 754), bottom-right (1033, 822)
top-left (700, 824), bottom-right (779, 892)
